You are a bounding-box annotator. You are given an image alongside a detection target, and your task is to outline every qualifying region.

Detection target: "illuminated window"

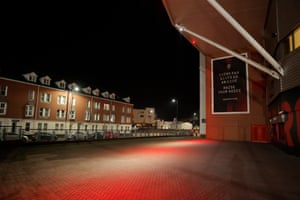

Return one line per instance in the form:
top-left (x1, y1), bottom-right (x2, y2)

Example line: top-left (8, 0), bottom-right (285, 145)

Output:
top-left (276, 25), bottom-right (300, 59)
top-left (110, 114), bottom-right (115, 122)
top-left (294, 27), bottom-right (300, 50)
top-left (104, 103), bottom-right (110, 111)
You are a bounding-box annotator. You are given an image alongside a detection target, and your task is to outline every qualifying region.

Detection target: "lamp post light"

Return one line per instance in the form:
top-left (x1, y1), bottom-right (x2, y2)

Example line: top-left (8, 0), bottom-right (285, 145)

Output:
top-left (171, 98), bottom-right (179, 129)
top-left (66, 83), bottom-right (80, 136)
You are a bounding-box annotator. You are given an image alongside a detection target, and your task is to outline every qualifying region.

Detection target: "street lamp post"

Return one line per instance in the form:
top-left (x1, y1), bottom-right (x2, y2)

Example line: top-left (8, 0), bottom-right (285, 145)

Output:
top-left (171, 98), bottom-right (179, 129)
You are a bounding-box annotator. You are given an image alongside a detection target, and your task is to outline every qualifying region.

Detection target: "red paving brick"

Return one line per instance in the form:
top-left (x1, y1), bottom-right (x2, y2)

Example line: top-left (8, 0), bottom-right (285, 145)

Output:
top-left (0, 137), bottom-right (300, 200)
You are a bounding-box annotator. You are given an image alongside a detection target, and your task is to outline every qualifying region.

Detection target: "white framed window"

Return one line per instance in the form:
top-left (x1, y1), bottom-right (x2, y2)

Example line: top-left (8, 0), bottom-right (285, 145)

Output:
top-left (57, 95), bottom-right (67, 105)
top-left (111, 105), bottom-right (115, 112)
top-left (28, 90), bottom-right (35, 101)
top-left (127, 107), bottom-right (131, 113)
top-left (126, 116), bottom-right (131, 123)
top-left (85, 110), bottom-right (91, 121)
top-left (103, 114), bottom-right (110, 122)
top-left (43, 123), bottom-right (48, 130)
top-left (87, 100), bottom-right (91, 108)
top-left (56, 109), bottom-right (66, 118)
top-left (60, 123), bottom-right (64, 130)
top-left (71, 97), bottom-right (76, 106)
top-left (94, 102), bottom-right (100, 110)
top-left (103, 103), bottom-right (110, 111)
top-left (122, 106), bottom-right (125, 113)
top-left (40, 93), bottom-right (51, 103)
top-left (25, 105), bottom-right (34, 117)
top-left (0, 102), bottom-right (7, 115)
top-left (94, 113), bottom-right (100, 121)
top-left (39, 108), bottom-right (50, 118)
top-left (0, 85), bottom-right (8, 96)
top-left (121, 115), bottom-right (125, 123)
top-left (110, 114), bottom-right (115, 122)
top-left (69, 110), bottom-right (76, 120)
top-left (37, 123), bottom-right (42, 130)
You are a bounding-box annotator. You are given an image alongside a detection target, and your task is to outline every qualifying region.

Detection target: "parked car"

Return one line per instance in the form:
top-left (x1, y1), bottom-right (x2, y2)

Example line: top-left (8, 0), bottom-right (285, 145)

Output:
top-left (94, 131), bottom-right (105, 140)
top-left (70, 132), bottom-right (88, 141)
top-left (0, 132), bottom-right (22, 142)
top-left (23, 132), bottom-right (57, 143)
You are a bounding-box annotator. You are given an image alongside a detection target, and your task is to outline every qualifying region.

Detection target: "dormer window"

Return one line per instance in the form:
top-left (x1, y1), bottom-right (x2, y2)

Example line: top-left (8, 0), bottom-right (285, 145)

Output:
top-left (39, 76), bottom-right (51, 86)
top-left (82, 86), bottom-right (91, 94)
top-left (92, 88), bottom-right (100, 96)
top-left (55, 80), bottom-right (66, 89)
top-left (23, 72), bottom-right (38, 83)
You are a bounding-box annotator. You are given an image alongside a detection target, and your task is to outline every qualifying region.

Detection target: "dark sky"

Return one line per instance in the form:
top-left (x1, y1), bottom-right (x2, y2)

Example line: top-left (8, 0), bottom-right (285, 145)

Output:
top-left (0, 1), bottom-right (199, 121)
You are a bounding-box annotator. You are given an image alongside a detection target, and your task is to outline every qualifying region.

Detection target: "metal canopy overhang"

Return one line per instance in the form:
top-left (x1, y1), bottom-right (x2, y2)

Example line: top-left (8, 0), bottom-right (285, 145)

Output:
top-left (162, 0), bottom-right (283, 79)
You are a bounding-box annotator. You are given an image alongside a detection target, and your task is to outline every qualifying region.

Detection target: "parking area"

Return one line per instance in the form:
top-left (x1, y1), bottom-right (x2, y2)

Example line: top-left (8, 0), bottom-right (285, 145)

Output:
top-left (0, 137), bottom-right (300, 200)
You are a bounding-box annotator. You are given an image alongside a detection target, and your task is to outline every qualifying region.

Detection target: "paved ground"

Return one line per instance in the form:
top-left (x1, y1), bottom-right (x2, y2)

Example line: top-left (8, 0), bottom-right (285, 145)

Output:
top-left (0, 137), bottom-right (300, 200)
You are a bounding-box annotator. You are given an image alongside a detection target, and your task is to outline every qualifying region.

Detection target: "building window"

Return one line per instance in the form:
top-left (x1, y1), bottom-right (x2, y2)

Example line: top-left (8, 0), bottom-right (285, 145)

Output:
top-left (0, 102), bottom-right (7, 115)
top-left (112, 105), bottom-right (115, 112)
top-left (94, 113), bottom-right (100, 121)
top-left (60, 123), bottom-right (64, 130)
top-left (87, 100), bottom-right (91, 108)
top-left (38, 123), bottom-right (42, 130)
top-left (103, 114), bottom-right (110, 122)
top-left (71, 97), bottom-right (76, 106)
top-left (25, 122), bottom-right (30, 131)
top-left (43, 123), bottom-right (48, 130)
top-left (57, 95), bottom-right (67, 105)
top-left (276, 25), bottom-right (300, 59)
top-left (127, 107), bottom-right (131, 114)
top-left (121, 115), bottom-right (125, 123)
top-left (110, 114), bottom-right (115, 122)
top-left (85, 110), bottom-right (91, 121)
top-left (39, 108), bottom-right (50, 118)
top-left (94, 102), bottom-right (100, 110)
top-left (28, 90), bottom-right (35, 101)
top-left (56, 109), bottom-right (66, 119)
top-left (55, 123), bottom-right (59, 130)
top-left (44, 79), bottom-right (50, 86)
top-left (103, 103), bottom-right (110, 111)
top-left (0, 85), bottom-right (8, 96)
top-left (122, 106), bottom-right (125, 113)
top-left (25, 105), bottom-right (34, 117)
top-left (29, 75), bottom-right (37, 82)
top-left (37, 123), bottom-right (48, 130)
top-left (69, 110), bottom-right (76, 120)
top-left (126, 117), bottom-right (131, 123)
top-left (40, 93), bottom-right (51, 103)
top-left (58, 82), bottom-right (65, 89)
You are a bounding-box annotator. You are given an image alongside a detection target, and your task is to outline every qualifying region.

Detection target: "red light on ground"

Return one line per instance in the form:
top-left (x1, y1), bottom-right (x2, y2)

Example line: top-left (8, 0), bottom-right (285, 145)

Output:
top-left (191, 39), bottom-right (196, 45)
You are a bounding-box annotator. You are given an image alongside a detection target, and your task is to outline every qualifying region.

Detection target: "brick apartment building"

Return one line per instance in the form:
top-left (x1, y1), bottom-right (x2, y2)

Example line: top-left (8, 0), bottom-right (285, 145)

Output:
top-left (0, 72), bottom-right (133, 138)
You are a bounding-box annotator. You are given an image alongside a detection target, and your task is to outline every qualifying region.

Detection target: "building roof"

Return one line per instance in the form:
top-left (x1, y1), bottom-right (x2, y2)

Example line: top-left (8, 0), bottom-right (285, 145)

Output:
top-left (162, 0), bottom-right (269, 58)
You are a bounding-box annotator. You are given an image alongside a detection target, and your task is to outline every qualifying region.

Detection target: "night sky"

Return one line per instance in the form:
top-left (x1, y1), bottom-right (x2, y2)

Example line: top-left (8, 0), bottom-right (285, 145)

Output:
top-left (0, 1), bottom-right (199, 121)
